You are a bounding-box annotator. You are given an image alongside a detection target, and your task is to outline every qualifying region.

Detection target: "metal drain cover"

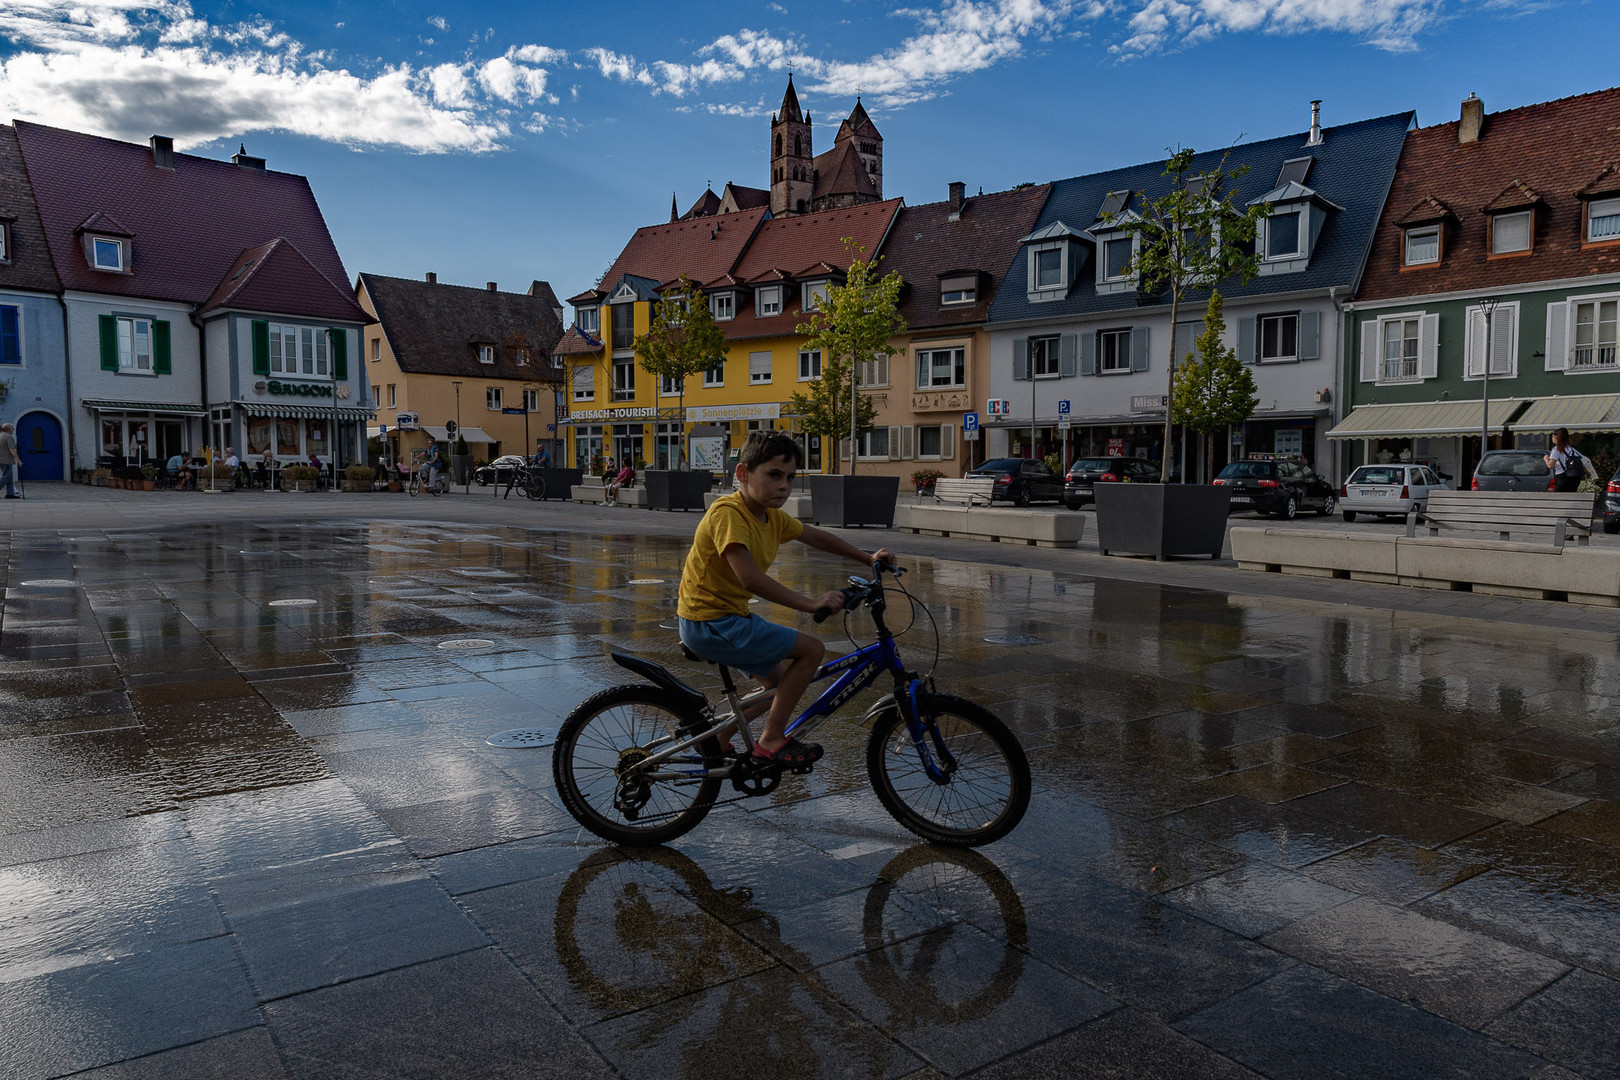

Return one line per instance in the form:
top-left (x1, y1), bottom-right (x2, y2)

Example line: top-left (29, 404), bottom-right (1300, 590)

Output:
top-left (269, 598), bottom-right (318, 607)
top-left (19, 579), bottom-right (78, 587)
top-left (627, 578), bottom-right (666, 585)
top-left (486, 728), bottom-right (554, 748)
top-left (983, 633), bottom-right (1037, 646)
top-left (438, 638), bottom-right (497, 651)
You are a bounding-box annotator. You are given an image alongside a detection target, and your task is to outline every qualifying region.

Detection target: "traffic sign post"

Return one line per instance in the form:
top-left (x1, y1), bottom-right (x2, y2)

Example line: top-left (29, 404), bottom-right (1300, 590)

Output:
top-left (1058, 400), bottom-right (1071, 416)
top-left (962, 412), bottom-right (979, 432)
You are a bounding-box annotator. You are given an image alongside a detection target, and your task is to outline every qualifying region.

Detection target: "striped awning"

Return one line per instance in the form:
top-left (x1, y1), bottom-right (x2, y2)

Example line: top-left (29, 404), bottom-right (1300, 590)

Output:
top-left (1326, 397), bottom-right (1533, 440)
top-left (1511, 394), bottom-right (1620, 434)
top-left (81, 399), bottom-right (206, 416)
top-left (421, 425), bottom-right (496, 443)
top-left (238, 402), bottom-right (376, 421)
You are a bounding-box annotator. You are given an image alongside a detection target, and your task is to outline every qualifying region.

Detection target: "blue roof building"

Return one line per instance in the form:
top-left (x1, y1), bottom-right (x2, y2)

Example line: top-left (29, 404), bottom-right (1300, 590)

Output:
top-left (984, 107), bottom-right (1413, 480)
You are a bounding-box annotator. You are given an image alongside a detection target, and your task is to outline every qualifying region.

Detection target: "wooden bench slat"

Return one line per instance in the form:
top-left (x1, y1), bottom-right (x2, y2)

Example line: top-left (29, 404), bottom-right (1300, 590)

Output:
top-left (1411, 490), bottom-right (1595, 549)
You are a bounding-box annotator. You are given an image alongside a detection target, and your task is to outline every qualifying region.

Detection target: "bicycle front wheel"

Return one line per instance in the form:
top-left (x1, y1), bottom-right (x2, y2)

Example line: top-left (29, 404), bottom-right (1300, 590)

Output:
top-left (408, 476), bottom-right (420, 496)
top-left (553, 685), bottom-right (724, 846)
top-left (867, 693), bottom-right (1030, 847)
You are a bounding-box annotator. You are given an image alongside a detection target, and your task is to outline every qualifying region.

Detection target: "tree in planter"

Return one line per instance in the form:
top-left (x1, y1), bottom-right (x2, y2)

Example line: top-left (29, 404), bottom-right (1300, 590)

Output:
top-left (793, 240), bottom-right (905, 475)
top-left (633, 275), bottom-right (727, 469)
top-left (1109, 147), bottom-right (1268, 482)
top-left (1173, 291), bottom-right (1258, 482)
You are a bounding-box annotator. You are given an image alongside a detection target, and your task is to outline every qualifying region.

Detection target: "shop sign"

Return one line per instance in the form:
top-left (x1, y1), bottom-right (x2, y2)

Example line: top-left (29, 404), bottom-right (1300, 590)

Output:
top-left (395, 411), bottom-right (420, 430)
top-left (1130, 395), bottom-right (1167, 412)
top-left (265, 379), bottom-right (334, 398)
top-left (1107, 437), bottom-right (1125, 456)
top-left (685, 402), bottom-right (781, 422)
top-left (567, 406), bottom-right (659, 422)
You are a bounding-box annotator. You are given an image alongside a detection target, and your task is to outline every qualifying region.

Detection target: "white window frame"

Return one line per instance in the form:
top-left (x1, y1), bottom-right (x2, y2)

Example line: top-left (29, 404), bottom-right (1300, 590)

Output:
top-left (92, 237), bottom-right (125, 272)
top-left (659, 374), bottom-right (681, 396)
top-left (857, 354), bottom-right (890, 388)
top-left (749, 349), bottom-right (773, 385)
top-left (1263, 209), bottom-right (1303, 261)
top-left (116, 316), bottom-right (152, 372)
top-left (486, 386), bottom-right (503, 411)
top-left (798, 348), bottom-right (821, 381)
top-left (857, 427), bottom-right (889, 459)
top-left (1098, 235), bottom-right (1134, 283)
top-left (710, 292), bottom-right (735, 321)
top-left (0, 223), bottom-right (8, 262)
top-left (573, 364), bottom-right (595, 401)
top-left (577, 306), bottom-right (599, 334)
top-left (1491, 210), bottom-right (1532, 255)
top-left (1587, 197), bottom-right (1620, 244)
top-left (612, 358), bottom-right (636, 401)
top-left (915, 346), bottom-right (965, 390)
top-left (267, 322), bottom-right (327, 376)
top-left (915, 423), bottom-right (954, 461)
top-left (522, 388), bottom-right (539, 412)
top-left (1464, 301), bottom-right (1520, 379)
top-left (387, 383), bottom-right (397, 407)
top-left (940, 278), bottom-right (976, 305)
top-left (1028, 335), bottom-right (1062, 378)
top-left (702, 360), bottom-right (724, 387)
top-left (515, 348), bottom-right (529, 366)
top-left (1098, 328), bottom-right (1131, 374)
top-left (1570, 295), bottom-right (1619, 371)
top-left (1030, 244), bottom-right (1066, 292)
top-left (1259, 313), bottom-right (1299, 364)
top-left (1404, 225), bottom-right (1440, 266)
top-left (804, 281), bottom-right (830, 311)
top-left (757, 286), bottom-right (782, 317)
top-left (479, 345), bottom-right (495, 365)
top-left (370, 338), bottom-right (381, 362)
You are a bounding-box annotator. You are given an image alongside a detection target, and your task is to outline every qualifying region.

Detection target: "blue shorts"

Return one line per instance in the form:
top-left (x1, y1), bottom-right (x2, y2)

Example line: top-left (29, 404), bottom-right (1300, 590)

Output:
top-left (679, 614), bottom-right (798, 678)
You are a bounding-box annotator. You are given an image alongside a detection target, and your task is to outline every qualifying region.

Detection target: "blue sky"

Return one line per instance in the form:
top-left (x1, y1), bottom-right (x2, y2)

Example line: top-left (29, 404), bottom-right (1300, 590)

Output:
top-left (0, 0), bottom-right (1611, 307)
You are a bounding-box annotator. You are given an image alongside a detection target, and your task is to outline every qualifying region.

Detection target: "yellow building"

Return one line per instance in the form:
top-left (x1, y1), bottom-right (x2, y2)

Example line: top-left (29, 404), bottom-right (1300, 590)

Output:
top-left (356, 272), bottom-right (566, 476)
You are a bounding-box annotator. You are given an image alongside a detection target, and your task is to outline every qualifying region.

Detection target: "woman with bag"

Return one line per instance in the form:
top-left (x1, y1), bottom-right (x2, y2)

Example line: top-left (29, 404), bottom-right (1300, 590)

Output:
top-left (1545, 427), bottom-right (1593, 493)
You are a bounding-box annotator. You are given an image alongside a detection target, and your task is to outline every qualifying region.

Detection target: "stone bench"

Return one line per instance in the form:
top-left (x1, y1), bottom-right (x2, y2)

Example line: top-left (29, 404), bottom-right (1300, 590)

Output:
top-left (702, 491), bottom-right (814, 518)
top-left (1231, 526), bottom-right (1620, 606)
top-left (571, 484), bottom-right (649, 507)
top-left (893, 505), bottom-right (1085, 549)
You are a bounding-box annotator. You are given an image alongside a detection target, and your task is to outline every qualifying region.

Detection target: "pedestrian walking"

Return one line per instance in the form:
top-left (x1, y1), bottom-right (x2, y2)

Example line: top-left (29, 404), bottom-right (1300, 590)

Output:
top-left (1545, 427), bottom-right (1594, 493)
top-left (0, 423), bottom-right (19, 499)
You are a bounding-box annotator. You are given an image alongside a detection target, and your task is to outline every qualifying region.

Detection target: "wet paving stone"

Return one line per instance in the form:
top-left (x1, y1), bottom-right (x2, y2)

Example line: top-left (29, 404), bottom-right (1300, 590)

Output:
top-left (1199, 762), bottom-right (1347, 804)
top-left (1160, 862), bottom-right (1358, 939)
top-left (970, 1007), bottom-right (1264, 1080)
top-left (1535, 799), bottom-right (1620, 847)
top-left (1173, 964), bottom-right (1546, 1080)
top-left (1441, 822), bottom-right (1620, 896)
top-left (1287, 782), bottom-right (1501, 849)
top-left (265, 948), bottom-right (613, 1080)
top-left (71, 1026), bottom-right (289, 1080)
top-left (1414, 869), bottom-right (1620, 980)
top-left (1300, 836), bottom-right (1490, 905)
top-left (1158, 795), bottom-right (1376, 869)
top-left (375, 785), bottom-right (576, 858)
top-left (1484, 968), bottom-right (1620, 1080)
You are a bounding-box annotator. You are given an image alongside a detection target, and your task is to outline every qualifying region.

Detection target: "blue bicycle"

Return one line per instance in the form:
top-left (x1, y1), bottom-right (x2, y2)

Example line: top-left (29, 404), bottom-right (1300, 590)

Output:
top-left (552, 562), bottom-right (1031, 847)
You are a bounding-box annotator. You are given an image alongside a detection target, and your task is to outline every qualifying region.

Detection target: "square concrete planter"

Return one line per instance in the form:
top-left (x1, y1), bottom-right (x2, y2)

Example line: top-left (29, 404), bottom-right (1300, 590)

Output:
top-left (535, 467), bottom-right (583, 500)
top-left (807, 475), bottom-right (900, 528)
top-left (1095, 483), bottom-right (1231, 560)
top-left (644, 469), bottom-right (712, 512)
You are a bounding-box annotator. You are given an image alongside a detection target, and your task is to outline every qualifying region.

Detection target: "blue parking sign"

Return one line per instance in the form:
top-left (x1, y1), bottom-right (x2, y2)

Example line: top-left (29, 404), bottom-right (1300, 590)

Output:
top-left (963, 412), bottom-right (979, 432)
top-left (1058, 399), bottom-right (1071, 415)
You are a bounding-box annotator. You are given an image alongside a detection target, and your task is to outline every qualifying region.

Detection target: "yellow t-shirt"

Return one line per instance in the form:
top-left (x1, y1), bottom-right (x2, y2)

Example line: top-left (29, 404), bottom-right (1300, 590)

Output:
top-left (677, 492), bottom-right (804, 621)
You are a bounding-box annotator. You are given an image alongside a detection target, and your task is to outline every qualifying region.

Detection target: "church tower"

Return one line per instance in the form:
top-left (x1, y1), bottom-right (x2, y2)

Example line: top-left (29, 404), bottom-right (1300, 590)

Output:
top-left (770, 75), bottom-right (813, 217)
top-left (837, 97), bottom-right (883, 200)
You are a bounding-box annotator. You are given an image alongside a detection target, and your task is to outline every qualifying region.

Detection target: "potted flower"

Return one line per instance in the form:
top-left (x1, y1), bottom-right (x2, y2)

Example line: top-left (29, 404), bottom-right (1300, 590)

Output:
top-left (198, 462), bottom-right (235, 492)
top-left (91, 467), bottom-right (110, 487)
top-left (342, 464), bottom-right (375, 493)
top-left (910, 467), bottom-right (945, 495)
top-left (140, 463), bottom-right (159, 490)
top-left (281, 464), bottom-right (318, 492)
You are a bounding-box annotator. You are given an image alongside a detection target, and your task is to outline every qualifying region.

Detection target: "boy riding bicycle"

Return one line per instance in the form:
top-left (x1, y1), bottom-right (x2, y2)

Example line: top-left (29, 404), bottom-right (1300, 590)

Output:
top-left (677, 431), bottom-right (892, 766)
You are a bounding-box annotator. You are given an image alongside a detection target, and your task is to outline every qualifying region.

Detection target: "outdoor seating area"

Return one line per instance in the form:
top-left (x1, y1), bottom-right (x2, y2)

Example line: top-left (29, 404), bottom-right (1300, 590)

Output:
top-left (1232, 491), bottom-right (1615, 605)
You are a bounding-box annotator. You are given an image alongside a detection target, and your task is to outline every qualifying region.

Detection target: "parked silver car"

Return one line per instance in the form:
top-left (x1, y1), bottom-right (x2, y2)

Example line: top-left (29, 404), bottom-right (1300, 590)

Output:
top-left (1471, 450), bottom-right (1554, 493)
top-left (1340, 464), bottom-right (1448, 522)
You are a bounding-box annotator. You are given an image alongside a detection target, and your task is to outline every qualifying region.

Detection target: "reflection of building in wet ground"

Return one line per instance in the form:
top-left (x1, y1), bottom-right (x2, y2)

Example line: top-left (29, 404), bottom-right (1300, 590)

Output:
top-left (1, 514), bottom-right (1618, 1078)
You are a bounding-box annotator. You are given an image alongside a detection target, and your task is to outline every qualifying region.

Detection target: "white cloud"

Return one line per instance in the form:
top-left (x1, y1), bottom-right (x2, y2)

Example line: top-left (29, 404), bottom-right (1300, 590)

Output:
top-left (478, 54), bottom-right (549, 102)
top-left (1111, 0), bottom-right (1449, 55)
top-left (428, 14), bottom-right (447, 31)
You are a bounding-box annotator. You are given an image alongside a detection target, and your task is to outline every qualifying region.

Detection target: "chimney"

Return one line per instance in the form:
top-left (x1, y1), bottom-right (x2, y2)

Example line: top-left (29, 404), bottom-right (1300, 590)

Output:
top-left (231, 143), bottom-right (265, 170)
top-left (486, 281), bottom-right (498, 292)
top-left (149, 135), bottom-right (174, 170)
top-left (1306, 100), bottom-right (1323, 146)
top-left (425, 272), bottom-right (437, 284)
top-left (1459, 92), bottom-right (1485, 144)
top-left (948, 181), bottom-right (965, 211)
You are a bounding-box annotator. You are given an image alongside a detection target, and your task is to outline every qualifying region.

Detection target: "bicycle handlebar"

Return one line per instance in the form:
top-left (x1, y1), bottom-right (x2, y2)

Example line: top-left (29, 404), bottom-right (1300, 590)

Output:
top-left (812, 562), bottom-right (903, 623)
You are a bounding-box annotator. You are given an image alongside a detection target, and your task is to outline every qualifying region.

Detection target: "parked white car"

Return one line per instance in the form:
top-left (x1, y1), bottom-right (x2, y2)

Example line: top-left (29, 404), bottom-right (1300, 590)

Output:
top-left (1340, 464), bottom-right (1449, 522)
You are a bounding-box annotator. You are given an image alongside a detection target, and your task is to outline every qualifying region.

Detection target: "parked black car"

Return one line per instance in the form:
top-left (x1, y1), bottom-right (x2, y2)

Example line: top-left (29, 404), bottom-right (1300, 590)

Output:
top-left (1062, 457), bottom-right (1161, 510)
top-left (1212, 457), bottom-right (1337, 519)
top-left (474, 455), bottom-right (527, 486)
top-left (966, 457), bottom-right (1063, 506)
top-left (1603, 471), bottom-right (1620, 534)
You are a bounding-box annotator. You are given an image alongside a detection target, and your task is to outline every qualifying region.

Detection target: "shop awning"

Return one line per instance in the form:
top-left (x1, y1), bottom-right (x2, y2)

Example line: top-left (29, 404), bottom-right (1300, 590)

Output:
top-left (81, 399), bottom-right (206, 416)
top-left (1326, 397), bottom-right (1533, 440)
top-left (238, 402), bottom-right (376, 421)
top-left (1511, 394), bottom-right (1620, 434)
top-left (421, 425), bottom-right (496, 443)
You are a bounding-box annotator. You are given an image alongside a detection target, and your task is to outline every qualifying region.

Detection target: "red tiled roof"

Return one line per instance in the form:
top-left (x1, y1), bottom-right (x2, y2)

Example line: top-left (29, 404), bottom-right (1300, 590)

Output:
top-left (566, 286), bottom-right (607, 305)
top-left (588, 207), bottom-right (768, 303)
top-left (201, 238), bottom-right (370, 321)
top-left (0, 125), bottom-right (61, 295)
top-left (878, 184), bottom-right (1053, 331)
top-left (811, 139), bottom-right (879, 203)
top-left (723, 184), bottom-right (770, 211)
top-left (552, 326), bottom-right (602, 356)
top-left (1396, 195), bottom-right (1456, 226)
top-left (358, 273), bottom-right (563, 379)
top-left (680, 188), bottom-right (722, 220)
top-left (1358, 87), bottom-right (1620, 302)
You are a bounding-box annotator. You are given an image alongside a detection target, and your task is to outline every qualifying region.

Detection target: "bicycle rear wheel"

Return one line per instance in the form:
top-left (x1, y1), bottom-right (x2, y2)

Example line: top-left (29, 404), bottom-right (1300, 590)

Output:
top-left (553, 685), bottom-right (724, 846)
top-left (866, 693), bottom-right (1030, 847)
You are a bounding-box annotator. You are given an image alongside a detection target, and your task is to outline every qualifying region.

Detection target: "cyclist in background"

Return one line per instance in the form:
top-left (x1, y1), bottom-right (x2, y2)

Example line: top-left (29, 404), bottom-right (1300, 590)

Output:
top-left (425, 442), bottom-right (445, 491)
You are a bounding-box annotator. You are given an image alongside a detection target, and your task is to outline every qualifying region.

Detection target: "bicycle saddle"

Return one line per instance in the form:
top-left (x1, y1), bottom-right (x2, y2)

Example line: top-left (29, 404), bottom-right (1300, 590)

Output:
top-left (680, 643), bottom-right (715, 665)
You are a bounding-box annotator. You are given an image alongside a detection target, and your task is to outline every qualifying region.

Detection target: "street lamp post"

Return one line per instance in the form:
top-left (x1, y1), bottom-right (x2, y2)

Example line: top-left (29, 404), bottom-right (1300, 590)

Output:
top-left (1475, 297), bottom-right (1498, 468)
top-left (327, 328), bottom-right (340, 493)
top-left (451, 381), bottom-right (463, 489)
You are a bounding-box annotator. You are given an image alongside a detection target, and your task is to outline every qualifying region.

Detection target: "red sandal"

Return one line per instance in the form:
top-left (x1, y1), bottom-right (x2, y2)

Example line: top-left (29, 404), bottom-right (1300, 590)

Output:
top-left (751, 737), bottom-right (824, 766)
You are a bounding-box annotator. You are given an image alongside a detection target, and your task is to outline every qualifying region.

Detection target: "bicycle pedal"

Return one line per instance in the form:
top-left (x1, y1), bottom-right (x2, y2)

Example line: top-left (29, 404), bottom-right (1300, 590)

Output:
top-left (788, 764), bottom-right (814, 775)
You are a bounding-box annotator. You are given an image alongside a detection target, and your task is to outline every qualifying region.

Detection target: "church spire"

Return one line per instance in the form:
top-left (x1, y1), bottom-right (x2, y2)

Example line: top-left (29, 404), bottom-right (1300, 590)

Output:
top-left (670, 191), bottom-right (678, 222)
top-left (779, 72), bottom-right (803, 124)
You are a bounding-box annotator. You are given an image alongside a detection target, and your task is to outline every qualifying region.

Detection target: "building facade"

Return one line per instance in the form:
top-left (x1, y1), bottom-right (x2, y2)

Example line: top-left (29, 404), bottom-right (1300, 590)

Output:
top-left (1335, 89), bottom-right (1620, 481)
top-left (357, 272), bottom-right (565, 472)
top-left (984, 109), bottom-right (1412, 481)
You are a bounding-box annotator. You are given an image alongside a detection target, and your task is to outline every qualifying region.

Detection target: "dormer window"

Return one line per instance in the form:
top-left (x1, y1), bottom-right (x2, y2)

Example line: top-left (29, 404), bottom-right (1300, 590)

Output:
top-left (940, 274), bottom-right (977, 306)
top-left (757, 285), bottom-right (783, 317)
top-left (1404, 226), bottom-right (1440, 266)
top-left (1586, 197), bottom-right (1620, 243)
top-left (1264, 212), bottom-right (1302, 259)
top-left (1491, 210), bottom-right (1532, 255)
top-left (1020, 221), bottom-right (1086, 301)
top-left (92, 237), bottom-right (125, 271)
top-left (804, 281), bottom-right (830, 311)
top-left (710, 292), bottom-right (735, 321)
top-left (1102, 237), bottom-right (1134, 281)
top-left (1035, 248), bottom-right (1063, 289)
top-left (478, 345), bottom-right (495, 364)
top-left (0, 221), bottom-right (10, 262)
top-left (577, 306), bottom-right (599, 334)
